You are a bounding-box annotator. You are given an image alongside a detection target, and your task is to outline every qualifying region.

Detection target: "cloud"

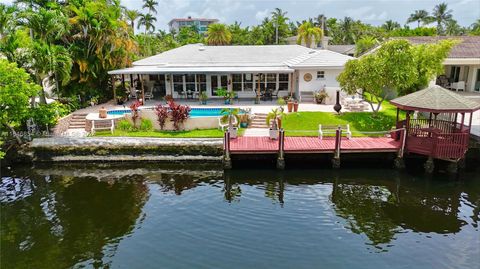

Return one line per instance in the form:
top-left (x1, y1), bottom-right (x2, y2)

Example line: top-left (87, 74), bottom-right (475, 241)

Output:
top-left (255, 9), bottom-right (270, 21)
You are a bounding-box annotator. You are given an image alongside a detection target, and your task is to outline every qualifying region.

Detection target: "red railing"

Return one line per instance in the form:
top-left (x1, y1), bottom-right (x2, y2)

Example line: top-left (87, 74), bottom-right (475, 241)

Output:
top-left (407, 119), bottom-right (458, 137)
top-left (432, 132), bottom-right (469, 160)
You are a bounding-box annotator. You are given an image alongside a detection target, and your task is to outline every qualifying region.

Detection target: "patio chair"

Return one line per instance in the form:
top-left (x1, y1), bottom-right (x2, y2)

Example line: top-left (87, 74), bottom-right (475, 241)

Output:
top-left (218, 116), bottom-right (238, 131)
top-left (451, 81), bottom-right (465, 92)
top-left (144, 86), bottom-right (154, 100)
top-left (271, 88), bottom-right (280, 99)
top-left (129, 87), bottom-right (138, 99)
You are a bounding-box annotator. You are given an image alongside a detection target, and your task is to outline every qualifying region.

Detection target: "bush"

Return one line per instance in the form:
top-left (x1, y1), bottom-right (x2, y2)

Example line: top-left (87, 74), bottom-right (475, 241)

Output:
top-left (30, 102), bottom-right (70, 129)
top-left (154, 103), bottom-right (169, 130)
top-left (118, 119), bottom-right (132, 131)
top-left (140, 119), bottom-right (153, 131)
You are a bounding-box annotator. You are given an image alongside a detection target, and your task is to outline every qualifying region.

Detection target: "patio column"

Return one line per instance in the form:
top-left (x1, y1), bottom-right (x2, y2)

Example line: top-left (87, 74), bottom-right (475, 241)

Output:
top-left (256, 73), bottom-right (260, 98)
top-left (111, 75), bottom-right (116, 101)
top-left (141, 74), bottom-right (145, 104)
top-left (121, 74), bottom-right (125, 89)
top-left (396, 108), bottom-right (399, 123)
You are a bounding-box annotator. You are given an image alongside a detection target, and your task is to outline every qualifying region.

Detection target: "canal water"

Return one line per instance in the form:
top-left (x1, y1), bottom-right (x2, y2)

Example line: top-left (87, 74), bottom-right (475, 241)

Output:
top-left (1, 163), bottom-right (479, 269)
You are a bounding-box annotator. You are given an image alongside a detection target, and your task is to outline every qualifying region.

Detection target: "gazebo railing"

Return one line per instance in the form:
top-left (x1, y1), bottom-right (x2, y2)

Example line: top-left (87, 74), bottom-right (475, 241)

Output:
top-left (432, 132), bottom-right (469, 160)
top-left (407, 119), bottom-right (457, 135)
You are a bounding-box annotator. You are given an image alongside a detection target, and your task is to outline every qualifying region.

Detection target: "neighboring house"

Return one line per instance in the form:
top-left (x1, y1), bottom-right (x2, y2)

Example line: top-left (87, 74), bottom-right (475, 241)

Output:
top-left (168, 16), bottom-right (218, 35)
top-left (327, 45), bottom-right (355, 57)
top-left (287, 36), bottom-right (355, 57)
top-left (108, 44), bottom-right (355, 104)
top-left (368, 36), bottom-right (480, 93)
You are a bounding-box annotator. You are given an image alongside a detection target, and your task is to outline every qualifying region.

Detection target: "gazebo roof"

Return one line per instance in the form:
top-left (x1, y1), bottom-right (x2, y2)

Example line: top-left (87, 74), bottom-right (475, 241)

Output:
top-left (390, 85), bottom-right (480, 113)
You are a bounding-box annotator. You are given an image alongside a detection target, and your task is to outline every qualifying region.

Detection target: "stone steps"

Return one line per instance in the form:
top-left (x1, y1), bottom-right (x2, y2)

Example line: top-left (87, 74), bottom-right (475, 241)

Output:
top-left (68, 113), bottom-right (88, 130)
top-left (250, 113), bottom-right (269, 128)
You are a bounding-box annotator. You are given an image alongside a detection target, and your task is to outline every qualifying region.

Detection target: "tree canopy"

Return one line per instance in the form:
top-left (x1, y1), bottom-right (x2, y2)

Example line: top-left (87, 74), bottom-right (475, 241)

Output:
top-left (338, 39), bottom-right (456, 114)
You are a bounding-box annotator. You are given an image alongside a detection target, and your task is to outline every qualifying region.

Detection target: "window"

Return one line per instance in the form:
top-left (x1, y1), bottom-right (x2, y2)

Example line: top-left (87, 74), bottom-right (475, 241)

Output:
top-left (173, 75), bottom-right (184, 93)
top-left (243, 73), bottom-right (253, 91)
top-left (266, 73), bottom-right (276, 91)
top-left (317, 71), bottom-right (325, 79)
top-left (185, 74), bottom-right (196, 92)
top-left (278, 73), bottom-right (289, 91)
top-left (232, 74), bottom-right (242, 91)
top-left (197, 74), bottom-right (207, 92)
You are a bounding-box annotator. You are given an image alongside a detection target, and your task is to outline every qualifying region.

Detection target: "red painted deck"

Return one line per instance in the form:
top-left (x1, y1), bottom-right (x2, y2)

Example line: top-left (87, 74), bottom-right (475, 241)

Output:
top-left (229, 136), bottom-right (401, 154)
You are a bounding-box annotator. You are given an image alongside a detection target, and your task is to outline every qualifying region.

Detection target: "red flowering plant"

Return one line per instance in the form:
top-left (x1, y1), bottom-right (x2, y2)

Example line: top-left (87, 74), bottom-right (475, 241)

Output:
top-left (129, 101), bottom-right (142, 128)
top-left (154, 103), bottom-right (169, 130)
top-left (168, 100), bottom-right (191, 130)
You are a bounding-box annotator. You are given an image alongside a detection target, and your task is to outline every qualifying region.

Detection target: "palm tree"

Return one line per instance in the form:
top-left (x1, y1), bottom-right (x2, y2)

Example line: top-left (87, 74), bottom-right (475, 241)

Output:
top-left (382, 20), bottom-right (401, 32)
top-left (432, 2), bottom-right (453, 34)
top-left (142, 0), bottom-right (158, 14)
top-left (445, 19), bottom-right (463, 36)
top-left (407, 9), bottom-right (430, 27)
top-left (31, 42), bottom-right (72, 103)
top-left (206, 23), bottom-right (232, 45)
top-left (138, 13), bottom-right (156, 34)
top-left (296, 21), bottom-right (323, 48)
top-left (470, 19), bottom-right (480, 33)
top-left (271, 8), bottom-right (288, 44)
top-left (0, 4), bottom-right (17, 38)
top-left (20, 8), bottom-right (68, 43)
top-left (338, 17), bottom-right (355, 44)
top-left (125, 9), bottom-right (140, 35)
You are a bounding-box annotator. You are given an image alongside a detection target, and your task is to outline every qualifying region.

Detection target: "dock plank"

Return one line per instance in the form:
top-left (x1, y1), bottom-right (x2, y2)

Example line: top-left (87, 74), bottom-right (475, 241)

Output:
top-left (229, 136), bottom-right (400, 154)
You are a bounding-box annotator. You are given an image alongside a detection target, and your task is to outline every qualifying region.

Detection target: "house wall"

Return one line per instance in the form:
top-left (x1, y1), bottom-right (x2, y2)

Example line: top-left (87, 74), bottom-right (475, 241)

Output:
top-left (297, 69), bottom-right (343, 104)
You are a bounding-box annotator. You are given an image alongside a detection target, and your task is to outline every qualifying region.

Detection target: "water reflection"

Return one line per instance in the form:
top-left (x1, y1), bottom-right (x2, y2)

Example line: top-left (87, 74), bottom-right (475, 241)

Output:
top-left (1, 164), bottom-right (479, 268)
top-left (1, 167), bottom-right (148, 268)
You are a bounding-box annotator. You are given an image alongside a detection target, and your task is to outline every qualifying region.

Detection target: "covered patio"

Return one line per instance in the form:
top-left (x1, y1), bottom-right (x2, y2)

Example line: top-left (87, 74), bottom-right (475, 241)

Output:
top-left (107, 66), bottom-right (295, 103)
top-left (391, 85), bottom-right (480, 164)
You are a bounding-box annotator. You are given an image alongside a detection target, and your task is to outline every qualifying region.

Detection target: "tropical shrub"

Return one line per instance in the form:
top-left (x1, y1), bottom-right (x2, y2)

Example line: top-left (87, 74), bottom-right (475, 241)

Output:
top-left (129, 101), bottom-right (142, 128)
top-left (0, 59), bottom-right (40, 144)
top-left (154, 103), bottom-right (169, 130)
top-left (118, 119), bottom-right (132, 131)
top-left (168, 100), bottom-right (190, 130)
top-left (140, 119), bottom-right (153, 131)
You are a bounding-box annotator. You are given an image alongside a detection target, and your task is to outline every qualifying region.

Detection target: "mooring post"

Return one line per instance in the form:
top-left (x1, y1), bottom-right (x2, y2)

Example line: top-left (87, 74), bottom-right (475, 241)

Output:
top-left (224, 130), bottom-right (232, 169)
top-left (394, 128), bottom-right (406, 169)
top-left (424, 157), bottom-right (434, 173)
top-left (277, 128), bottom-right (285, 170)
top-left (332, 126), bottom-right (342, 168)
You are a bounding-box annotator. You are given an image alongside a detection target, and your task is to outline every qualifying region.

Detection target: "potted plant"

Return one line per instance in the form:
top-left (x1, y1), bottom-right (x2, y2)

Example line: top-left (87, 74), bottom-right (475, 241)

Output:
top-left (220, 108), bottom-right (240, 138)
top-left (217, 87), bottom-right (234, 105)
top-left (287, 95), bottom-right (294, 112)
top-left (293, 99), bottom-right (299, 112)
top-left (239, 114), bottom-right (249, 128)
top-left (266, 108), bottom-right (283, 140)
top-left (314, 89), bottom-right (329, 104)
top-left (199, 91), bottom-right (208, 105)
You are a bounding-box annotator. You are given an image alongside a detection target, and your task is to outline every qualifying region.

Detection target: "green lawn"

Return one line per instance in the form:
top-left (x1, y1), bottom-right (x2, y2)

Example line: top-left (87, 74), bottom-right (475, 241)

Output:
top-left (282, 102), bottom-right (405, 137)
top-left (94, 128), bottom-right (243, 138)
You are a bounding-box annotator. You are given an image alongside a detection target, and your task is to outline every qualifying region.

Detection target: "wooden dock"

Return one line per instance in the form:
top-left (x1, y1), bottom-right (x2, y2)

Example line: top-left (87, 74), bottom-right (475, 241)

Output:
top-left (229, 136), bottom-right (401, 154)
top-left (223, 128), bottom-right (406, 169)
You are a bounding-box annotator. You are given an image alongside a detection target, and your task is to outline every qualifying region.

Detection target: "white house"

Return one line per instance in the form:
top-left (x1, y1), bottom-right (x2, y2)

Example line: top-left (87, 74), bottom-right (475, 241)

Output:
top-left (108, 44), bottom-right (354, 104)
top-left (372, 36), bottom-right (480, 93)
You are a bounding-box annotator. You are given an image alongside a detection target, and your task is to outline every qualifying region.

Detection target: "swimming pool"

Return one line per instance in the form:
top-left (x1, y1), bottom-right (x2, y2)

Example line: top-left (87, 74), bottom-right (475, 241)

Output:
top-left (107, 107), bottom-right (243, 118)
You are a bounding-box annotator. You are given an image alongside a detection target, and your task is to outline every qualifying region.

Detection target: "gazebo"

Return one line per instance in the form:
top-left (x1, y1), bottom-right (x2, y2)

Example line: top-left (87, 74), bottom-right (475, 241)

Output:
top-left (390, 85), bottom-right (480, 165)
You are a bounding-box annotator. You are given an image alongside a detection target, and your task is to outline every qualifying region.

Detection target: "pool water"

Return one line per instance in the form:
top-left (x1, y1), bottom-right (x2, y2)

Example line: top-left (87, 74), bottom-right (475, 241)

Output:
top-left (107, 108), bottom-right (242, 117)
top-left (1, 163), bottom-right (479, 269)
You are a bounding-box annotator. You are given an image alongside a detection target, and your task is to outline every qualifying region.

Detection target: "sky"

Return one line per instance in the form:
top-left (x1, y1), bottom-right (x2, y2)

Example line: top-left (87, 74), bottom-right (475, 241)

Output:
top-left (2, 0), bottom-right (479, 31)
